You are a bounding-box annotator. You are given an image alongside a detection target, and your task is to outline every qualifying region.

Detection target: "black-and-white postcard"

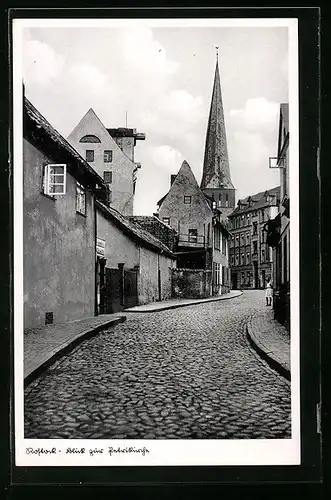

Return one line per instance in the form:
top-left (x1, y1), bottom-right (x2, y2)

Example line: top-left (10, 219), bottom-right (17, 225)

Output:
top-left (12, 15), bottom-right (304, 469)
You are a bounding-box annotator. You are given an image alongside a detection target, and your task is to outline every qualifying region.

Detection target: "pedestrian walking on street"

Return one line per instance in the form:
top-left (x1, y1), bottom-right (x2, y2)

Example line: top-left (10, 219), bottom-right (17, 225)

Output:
top-left (265, 279), bottom-right (273, 306)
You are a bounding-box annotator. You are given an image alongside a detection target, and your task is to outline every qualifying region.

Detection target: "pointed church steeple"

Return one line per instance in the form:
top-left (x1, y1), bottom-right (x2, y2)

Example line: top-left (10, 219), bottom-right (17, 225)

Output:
top-left (201, 52), bottom-right (235, 214)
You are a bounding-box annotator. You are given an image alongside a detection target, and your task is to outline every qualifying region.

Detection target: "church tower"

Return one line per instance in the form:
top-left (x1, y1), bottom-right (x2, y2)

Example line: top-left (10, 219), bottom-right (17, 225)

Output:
top-left (201, 49), bottom-right (235, 217)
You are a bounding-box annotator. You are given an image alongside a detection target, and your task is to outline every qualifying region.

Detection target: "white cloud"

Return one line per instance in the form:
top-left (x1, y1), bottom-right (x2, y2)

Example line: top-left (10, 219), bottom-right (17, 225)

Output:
top-left (230, 97), bottom-right (279, 132)
top-left (142, 89), bottom-right (204, 139)
top-left (23, 40), bottom-right (65, 85)
top-left (148, 145), bottom-right (184, 174)
top-left (69, 63), bottom-right (108, 94)
top-left (119, 27), bottom-right (179, 77)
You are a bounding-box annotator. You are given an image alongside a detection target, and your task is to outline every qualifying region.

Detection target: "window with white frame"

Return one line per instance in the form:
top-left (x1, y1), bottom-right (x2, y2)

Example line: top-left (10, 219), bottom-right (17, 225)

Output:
top-left (162, 217), bottom-right (170, 225)
top-left (43, 164), bottom-right (66, 195)
top-left (76, 182), bottom-right (86, 215)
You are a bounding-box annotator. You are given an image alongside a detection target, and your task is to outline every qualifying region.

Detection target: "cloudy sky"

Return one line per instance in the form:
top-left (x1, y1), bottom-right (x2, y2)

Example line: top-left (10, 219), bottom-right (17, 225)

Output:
top-left (22, 23), bottom-right (288, 215)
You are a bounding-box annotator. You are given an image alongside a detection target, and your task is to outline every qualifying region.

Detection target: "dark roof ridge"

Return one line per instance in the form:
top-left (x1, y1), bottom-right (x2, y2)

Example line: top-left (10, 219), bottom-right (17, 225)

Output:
top-left (24, 97), bottom-right (105, 187)
top-left (96, 201), bottom-right (175, 258)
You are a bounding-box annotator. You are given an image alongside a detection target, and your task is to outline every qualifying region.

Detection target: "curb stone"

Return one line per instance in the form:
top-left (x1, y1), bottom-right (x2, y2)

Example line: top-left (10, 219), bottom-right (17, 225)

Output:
top-left (125, 291), bottom-right (243, 313)
top-left (246, 317), bottom-right (291, 382)
top-left (24, 316), bottom-right (126, 388)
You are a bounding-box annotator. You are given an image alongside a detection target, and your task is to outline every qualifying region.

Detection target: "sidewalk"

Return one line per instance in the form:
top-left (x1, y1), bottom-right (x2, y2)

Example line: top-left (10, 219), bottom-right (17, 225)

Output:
top-left (125, 290), bottom-right (243, 313)
top-left (246, 307), bottom-right (290, 381)
top-left (24, 314), bottom-right (126, 386)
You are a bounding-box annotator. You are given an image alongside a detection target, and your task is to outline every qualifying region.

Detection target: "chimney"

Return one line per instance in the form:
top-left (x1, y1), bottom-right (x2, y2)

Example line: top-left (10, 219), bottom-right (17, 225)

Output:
top-left (170, 174), bottom-right (177, 186)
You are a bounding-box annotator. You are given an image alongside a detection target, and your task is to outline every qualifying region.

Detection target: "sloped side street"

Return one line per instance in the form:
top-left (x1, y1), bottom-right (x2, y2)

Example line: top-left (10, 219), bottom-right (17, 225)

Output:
top-left (24, 291), bottom-right (291, 440)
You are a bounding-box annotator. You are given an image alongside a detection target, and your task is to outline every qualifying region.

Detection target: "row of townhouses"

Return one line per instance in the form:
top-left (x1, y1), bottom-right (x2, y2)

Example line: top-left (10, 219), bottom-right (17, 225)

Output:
top-left (23, 56), bottom-right (290, 332)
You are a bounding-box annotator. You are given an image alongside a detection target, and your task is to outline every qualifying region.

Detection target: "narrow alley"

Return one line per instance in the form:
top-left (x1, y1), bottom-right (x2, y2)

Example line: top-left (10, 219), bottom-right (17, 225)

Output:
top-left (24, 291), bottom-right (291, 440)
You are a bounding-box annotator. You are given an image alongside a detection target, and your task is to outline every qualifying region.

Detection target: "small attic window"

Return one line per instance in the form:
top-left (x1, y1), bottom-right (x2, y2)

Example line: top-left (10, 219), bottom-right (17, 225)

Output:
top-left (79, 135), bottom-right (101, 143)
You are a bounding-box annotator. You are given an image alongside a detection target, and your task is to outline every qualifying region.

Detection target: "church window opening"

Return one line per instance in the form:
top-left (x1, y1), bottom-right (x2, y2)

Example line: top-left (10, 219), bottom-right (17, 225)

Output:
top-left (184, 196), bottom-right (192, 204)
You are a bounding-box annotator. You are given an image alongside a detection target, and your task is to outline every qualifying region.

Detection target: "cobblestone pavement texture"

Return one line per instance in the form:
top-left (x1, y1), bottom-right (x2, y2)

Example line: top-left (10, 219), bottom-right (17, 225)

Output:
top-left (24, 290), bottom-right (291, 440)
top-left (247, 308), bottom-right (290, 373)
top-left (24, 314), bottom-right (124, 379)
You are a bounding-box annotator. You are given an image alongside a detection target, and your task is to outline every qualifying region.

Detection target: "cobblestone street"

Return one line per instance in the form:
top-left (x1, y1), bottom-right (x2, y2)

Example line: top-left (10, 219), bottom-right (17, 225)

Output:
top-left (24, 291), bottom-right (291, 439)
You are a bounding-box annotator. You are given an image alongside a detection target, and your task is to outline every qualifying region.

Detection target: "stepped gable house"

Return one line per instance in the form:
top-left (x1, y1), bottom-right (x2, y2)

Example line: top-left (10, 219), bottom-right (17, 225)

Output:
top-left (228, 187), bottom-right (280, 290)
top-left (67, 108), bottom-right (145, 216)
top-left (23, 96), bottom-right (108, 329)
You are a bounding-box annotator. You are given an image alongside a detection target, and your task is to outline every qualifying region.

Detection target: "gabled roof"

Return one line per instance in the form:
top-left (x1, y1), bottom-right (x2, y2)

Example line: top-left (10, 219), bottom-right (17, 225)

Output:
top-left (158, 160), bottom-right (212, 214)
top-left (24, 98), bottom-right (106, 189)
top-left (229, 186), bottom-right (281, 216)
top-left (96, 201), bottom-right (176, 258)
top-left (127, 215), bottom-right (178, 234)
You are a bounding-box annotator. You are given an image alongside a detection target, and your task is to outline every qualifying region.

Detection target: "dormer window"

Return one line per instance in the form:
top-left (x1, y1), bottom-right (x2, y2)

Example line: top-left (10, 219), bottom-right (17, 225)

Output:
top-left (43, 164), bottom-right (66, 195)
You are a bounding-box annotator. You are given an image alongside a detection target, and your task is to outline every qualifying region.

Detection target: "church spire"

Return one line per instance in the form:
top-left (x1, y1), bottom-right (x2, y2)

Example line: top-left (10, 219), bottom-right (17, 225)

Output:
top-left (201, 52), bottom-right (234, 192)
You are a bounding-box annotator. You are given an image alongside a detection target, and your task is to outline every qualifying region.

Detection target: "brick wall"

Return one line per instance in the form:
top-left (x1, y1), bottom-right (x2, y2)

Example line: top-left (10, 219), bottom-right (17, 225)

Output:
top-left (171, 268), bottom-right (212, 299)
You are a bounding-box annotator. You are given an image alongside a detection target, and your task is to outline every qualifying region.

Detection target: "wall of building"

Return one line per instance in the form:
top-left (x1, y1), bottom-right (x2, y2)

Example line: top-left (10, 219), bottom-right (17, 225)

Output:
top-left (97, 210), bottom-right (139, 268)
top-left (67, 110), bottom-right (137, 215)
top-left (97, 210), bottom-right (175, 306)
top-left (138, 248), bottom-right (175, 305)
top-left (229, 202), bottom-right (278, 289)
top-left (23, 139), bottom-right (96, 330)
top-left (171, 268), bottom-right (212, 299)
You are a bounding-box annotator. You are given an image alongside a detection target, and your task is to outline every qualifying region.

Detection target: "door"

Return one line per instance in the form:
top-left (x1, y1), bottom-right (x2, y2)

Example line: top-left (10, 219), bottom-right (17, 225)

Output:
top-left (231, 271), bottom-right (238, 290)
top-left (124, 269), bottom-right (138, 309)
top-left (106, 267), bottom-right (123, 313)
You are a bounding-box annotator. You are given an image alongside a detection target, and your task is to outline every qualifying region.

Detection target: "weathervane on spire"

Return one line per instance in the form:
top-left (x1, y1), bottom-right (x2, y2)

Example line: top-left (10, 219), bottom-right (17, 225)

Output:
top-left (215, 46), bottom-right (219, 61)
